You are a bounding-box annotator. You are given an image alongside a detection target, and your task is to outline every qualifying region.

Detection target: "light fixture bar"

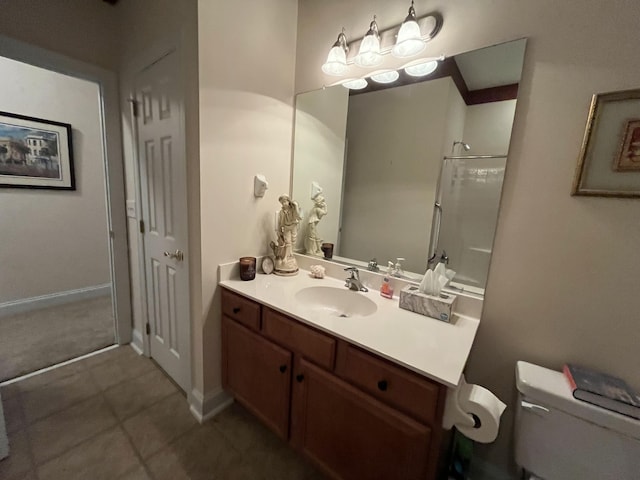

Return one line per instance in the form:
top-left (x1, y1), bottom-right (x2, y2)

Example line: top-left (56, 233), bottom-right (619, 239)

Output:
top-left (344, 14), bottom-right (441, 65)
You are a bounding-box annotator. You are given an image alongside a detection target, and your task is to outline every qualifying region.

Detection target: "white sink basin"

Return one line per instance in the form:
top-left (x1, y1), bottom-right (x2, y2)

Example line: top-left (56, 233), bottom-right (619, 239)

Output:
top-left (295, 286), bottom-right (377, 318)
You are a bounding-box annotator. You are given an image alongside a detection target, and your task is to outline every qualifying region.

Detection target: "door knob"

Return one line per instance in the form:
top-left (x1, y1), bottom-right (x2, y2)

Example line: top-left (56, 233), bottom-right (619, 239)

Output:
top-left (164, 250), bottom-right (184, 261)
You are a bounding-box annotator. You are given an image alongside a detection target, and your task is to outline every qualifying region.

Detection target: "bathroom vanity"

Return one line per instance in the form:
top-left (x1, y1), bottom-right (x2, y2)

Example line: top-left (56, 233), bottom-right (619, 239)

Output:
top-left (219, 267), bottom-right (480, 480)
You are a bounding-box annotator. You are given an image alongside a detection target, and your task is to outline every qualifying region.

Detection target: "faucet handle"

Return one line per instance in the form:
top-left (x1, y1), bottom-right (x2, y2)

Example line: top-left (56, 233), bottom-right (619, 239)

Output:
top-left (344, 266), bottom-right (359, 278)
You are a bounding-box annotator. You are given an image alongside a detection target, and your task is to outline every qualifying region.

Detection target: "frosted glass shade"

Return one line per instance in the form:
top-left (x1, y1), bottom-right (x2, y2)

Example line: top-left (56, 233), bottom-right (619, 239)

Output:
top-left (322, 45), bottom-right (348, 76)
top-left (355, 34), bottom-right (383, 67)
top-left (342, 78), bottom-right (368, 90)
top-left (371, 70), bottom-right (400, 84)
top-left (405, 60), bottom-right (438, 77)
top-left (392, 20), bottom-right (425, 58)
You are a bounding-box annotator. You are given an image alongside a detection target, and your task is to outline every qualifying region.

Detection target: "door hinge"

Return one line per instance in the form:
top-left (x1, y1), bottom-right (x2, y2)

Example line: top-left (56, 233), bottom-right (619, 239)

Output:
top-left (145, 323), bottom-right (150, 335)
top-left (130, 99), bottom-right (139, 118)
top-left (139, 219), bottom-right (145, 234)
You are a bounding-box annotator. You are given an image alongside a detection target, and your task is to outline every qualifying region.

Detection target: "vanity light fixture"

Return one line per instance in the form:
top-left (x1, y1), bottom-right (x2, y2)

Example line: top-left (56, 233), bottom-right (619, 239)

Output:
top-left (370, 70), bottom-right (400, 84)
top-left (354, 16), bottom-right (383, 68)
top-left (321, 29), bottom-right (349, 76)
top-left (392, 1), bottom-right (426, 58)
top-left (341, 78), bottom-right (368, 90)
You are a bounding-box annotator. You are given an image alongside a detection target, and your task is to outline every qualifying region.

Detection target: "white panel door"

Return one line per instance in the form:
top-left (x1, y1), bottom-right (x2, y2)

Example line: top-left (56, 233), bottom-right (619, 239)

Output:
top-left (135, 51), bottom-right (190, 392)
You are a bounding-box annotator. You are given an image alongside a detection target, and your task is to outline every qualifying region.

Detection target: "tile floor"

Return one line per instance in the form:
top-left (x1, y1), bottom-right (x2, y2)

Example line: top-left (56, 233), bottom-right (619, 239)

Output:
top-left (0, 346), bottom-right (325, 480)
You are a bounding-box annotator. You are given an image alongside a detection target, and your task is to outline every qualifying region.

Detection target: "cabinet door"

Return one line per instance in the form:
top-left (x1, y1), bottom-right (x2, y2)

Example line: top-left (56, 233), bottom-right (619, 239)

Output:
top-left (291, 358), bottom-right (432, 480)
top-left (222, 315), bottom-right (292, 439)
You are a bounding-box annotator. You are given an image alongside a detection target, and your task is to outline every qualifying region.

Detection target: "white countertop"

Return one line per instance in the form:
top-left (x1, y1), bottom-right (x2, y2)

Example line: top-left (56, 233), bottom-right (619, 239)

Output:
top-left (219, 268), bottom-right (480, 388)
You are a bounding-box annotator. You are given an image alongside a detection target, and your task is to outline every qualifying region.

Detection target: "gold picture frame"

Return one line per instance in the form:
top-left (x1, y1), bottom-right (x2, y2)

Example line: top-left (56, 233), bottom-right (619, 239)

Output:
top-left (572, 88), bottom-right (640, 197)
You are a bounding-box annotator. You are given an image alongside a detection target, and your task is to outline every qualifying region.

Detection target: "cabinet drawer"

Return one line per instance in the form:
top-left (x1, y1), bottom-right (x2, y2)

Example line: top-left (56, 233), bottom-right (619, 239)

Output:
top-left (221, 288), bottom-right (261, 331)
top-left (263, 308), bottom-right (336, 370)
top-left (335, 342), bottom-right (442, 425)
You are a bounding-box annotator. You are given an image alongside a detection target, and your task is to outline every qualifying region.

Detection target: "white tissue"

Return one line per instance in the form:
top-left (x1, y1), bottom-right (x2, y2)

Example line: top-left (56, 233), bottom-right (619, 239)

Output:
top-left (419, 263), bottom-right (454, 296)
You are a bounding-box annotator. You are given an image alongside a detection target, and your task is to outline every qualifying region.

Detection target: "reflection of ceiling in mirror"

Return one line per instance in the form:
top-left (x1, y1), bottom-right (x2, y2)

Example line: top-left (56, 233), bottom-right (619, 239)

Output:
top-left (454, 40), bottom-right (526, 90)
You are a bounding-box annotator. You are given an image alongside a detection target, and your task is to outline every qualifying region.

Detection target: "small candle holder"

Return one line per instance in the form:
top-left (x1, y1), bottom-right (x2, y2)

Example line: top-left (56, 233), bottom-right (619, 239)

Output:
top-left (239, 257), bottom-right (256, 281)
top-left (321, 243), bottom-right (334, 259)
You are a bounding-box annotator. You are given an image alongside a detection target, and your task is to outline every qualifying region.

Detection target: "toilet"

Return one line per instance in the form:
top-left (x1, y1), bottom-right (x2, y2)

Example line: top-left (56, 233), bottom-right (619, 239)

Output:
top-left (514, 361), bottom-right (640, 480)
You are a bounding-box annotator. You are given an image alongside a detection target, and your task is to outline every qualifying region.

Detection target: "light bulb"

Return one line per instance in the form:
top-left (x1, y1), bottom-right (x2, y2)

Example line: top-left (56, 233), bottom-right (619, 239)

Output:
top-left (404, 60), bottom-right (438, 77)
top-left (392, 2), bottom-right (426, 58)
top-left (342, 78), bottom-right (368, 90)
top-left (355, 17), bottom-right (383, 68)
top-left (322, 31), bottom-right (348, 76)
top-left (370, 70), bottom-right (400, 84)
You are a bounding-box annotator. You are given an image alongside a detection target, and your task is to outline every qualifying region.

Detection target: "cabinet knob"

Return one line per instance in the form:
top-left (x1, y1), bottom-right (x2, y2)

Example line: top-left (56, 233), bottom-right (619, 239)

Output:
top-left (233, 307), bottom-right (241, 314)
top-left (296, 374), bottom-right (305, 383)
top-left (279, 365), bottom-right (287, 373)
top-left (377, 380), bottom-right (388, 391)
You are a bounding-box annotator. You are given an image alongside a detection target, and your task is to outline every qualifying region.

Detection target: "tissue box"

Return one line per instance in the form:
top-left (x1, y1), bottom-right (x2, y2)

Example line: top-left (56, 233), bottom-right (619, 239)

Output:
top-left (399, 285), bottom-right (457, 322)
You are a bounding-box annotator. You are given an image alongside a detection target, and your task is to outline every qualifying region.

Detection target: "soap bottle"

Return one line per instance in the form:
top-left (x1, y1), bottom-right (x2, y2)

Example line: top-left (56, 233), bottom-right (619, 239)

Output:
top-left (380, 261), bottom-right (394, 299)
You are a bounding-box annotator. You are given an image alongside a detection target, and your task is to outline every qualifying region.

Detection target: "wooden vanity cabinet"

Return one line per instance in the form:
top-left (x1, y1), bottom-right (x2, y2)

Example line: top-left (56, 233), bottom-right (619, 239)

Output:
top-left (221, 315), bottom-right (292, 439)
top-left (221, 287), bottom-right (447, 480)
top-left (291, 358), bottom-right (433, 480)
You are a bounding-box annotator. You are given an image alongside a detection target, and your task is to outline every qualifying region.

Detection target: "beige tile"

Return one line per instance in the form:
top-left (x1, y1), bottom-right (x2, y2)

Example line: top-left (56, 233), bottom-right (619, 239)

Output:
top-left (2, 393), bottom-right (25, 434)
top-left (123, 391), bottom-right (197, 459)
top-left (21, 369), bottom-right (100, 424)
top-left (212, 401), bottom-right (276, 453)
top-left (0, 429), bottom-right (34, 480)
top-left (214, 403), bottom-right (320, 480)
top-left (15, 361), bottom-right (87, 393)
top-left (88, 352), bottom-right (156, 390)
top-left (104, 369), bottom-right (178, 420)
top-left (146, 422), bottom-right (243, 480)
top-left (28, 394), bottom-right (118, 464)
top-left (117, 465), bottom-right (152, 480)
top-left (37, 427), bottom-right (141, 480)
top-left (0, 383), bottom-right (21, 400)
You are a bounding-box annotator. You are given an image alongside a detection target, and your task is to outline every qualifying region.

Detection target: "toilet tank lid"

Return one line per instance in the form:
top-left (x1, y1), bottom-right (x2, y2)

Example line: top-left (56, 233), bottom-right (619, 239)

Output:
top-left (516, 361), bottom-right (640, 440)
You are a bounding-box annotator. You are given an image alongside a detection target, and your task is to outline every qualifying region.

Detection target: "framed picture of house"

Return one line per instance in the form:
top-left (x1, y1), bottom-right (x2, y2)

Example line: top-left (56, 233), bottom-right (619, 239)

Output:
top-left (572, 88), bottom-right (640, 197)
top-left (0, 111), bottom-right (75, 190)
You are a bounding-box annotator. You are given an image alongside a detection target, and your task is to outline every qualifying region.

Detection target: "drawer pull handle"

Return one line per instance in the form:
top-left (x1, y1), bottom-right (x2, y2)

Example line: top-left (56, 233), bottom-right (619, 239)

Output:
top-left (377, 380), bottom-right (388, 391)
top-left (233, 307), bottom-right (241, 314)
top-left (279, 365), bottom-right (287, 373)
top-left (296, 374), bottom-right (305, 383)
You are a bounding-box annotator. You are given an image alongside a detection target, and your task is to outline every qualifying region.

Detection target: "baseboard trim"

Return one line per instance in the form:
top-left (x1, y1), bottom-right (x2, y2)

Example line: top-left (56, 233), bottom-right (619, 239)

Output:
top-left (130, 329), bottom-right (144, 355)
top-left (189, 388), bottom-right (233, 423)
top-left (0, 284), bottom-right (112, 318)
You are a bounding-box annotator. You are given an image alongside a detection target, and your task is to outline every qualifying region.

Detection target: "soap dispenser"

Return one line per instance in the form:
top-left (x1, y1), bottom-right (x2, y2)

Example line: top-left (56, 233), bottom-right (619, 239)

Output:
top-left (380, 261), bottom-right (394, 299)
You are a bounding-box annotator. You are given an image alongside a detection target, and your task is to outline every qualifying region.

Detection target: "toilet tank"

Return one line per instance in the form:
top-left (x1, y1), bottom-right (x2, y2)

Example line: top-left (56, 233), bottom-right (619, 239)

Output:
top-left (514, 361), bottom-right (640, 480)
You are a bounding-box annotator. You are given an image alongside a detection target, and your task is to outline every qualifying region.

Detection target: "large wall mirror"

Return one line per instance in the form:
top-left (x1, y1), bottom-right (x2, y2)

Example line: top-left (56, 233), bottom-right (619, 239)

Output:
top-left (291, 39), bottom-right (526, 296)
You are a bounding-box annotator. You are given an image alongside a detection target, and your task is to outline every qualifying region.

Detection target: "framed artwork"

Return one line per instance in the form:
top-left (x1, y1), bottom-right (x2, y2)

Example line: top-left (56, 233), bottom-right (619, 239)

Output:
top-left (0, 111), bottom-right (75, 190)
top-left (572, 88), bottom-right (640, 197)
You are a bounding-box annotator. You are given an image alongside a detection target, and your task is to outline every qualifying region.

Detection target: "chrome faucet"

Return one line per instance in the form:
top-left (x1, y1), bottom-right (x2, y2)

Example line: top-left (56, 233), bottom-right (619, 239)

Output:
top-left (367, 258), bottom-right (379, 272)
top-left (344, 267), bottom-right (368, 292)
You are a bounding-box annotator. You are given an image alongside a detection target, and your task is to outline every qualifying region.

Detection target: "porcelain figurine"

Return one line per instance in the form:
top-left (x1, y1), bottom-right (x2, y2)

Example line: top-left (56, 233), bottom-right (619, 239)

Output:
top-left (270, 194), bottom-right (302, 276)
top-left (305, 190), bottom-right (328, 256)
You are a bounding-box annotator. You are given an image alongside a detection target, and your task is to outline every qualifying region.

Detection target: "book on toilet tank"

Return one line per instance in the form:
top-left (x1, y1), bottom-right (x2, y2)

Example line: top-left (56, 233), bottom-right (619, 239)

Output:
top-left (563, 364), bottom-right (640, 421)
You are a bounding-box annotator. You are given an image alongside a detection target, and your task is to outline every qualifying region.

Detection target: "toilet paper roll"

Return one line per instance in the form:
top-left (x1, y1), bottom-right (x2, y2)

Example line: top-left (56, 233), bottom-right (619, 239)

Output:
top-left (443, 375), bottom-right (507, 444)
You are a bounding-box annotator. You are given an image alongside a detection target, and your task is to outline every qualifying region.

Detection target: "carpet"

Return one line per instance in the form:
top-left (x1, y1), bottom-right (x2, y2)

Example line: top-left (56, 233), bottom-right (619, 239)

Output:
top-left (0, 390), bottom-right (7, 460)
top-left (0, 295), bottom-right (115, 382)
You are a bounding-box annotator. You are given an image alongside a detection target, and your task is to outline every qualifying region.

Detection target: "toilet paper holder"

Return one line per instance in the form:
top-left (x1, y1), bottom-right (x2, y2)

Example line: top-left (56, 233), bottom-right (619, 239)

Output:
top-left (442, 374), bottom-right (507, 443)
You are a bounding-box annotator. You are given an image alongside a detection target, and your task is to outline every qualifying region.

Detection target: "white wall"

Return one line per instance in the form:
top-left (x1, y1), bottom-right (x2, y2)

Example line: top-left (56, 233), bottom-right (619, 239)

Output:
top-left (340, 78), bottom-right (462, 274)
top-left (463, 100), bottom-right (517, 155)
top-left (198, 0), bottom-right (298, 394)
top-left (292, 86), bottom-right (349, 253)
top-left (0, 57), bottom-right (110, 303)
top-left (296, 0), bottom-right (640, 477)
